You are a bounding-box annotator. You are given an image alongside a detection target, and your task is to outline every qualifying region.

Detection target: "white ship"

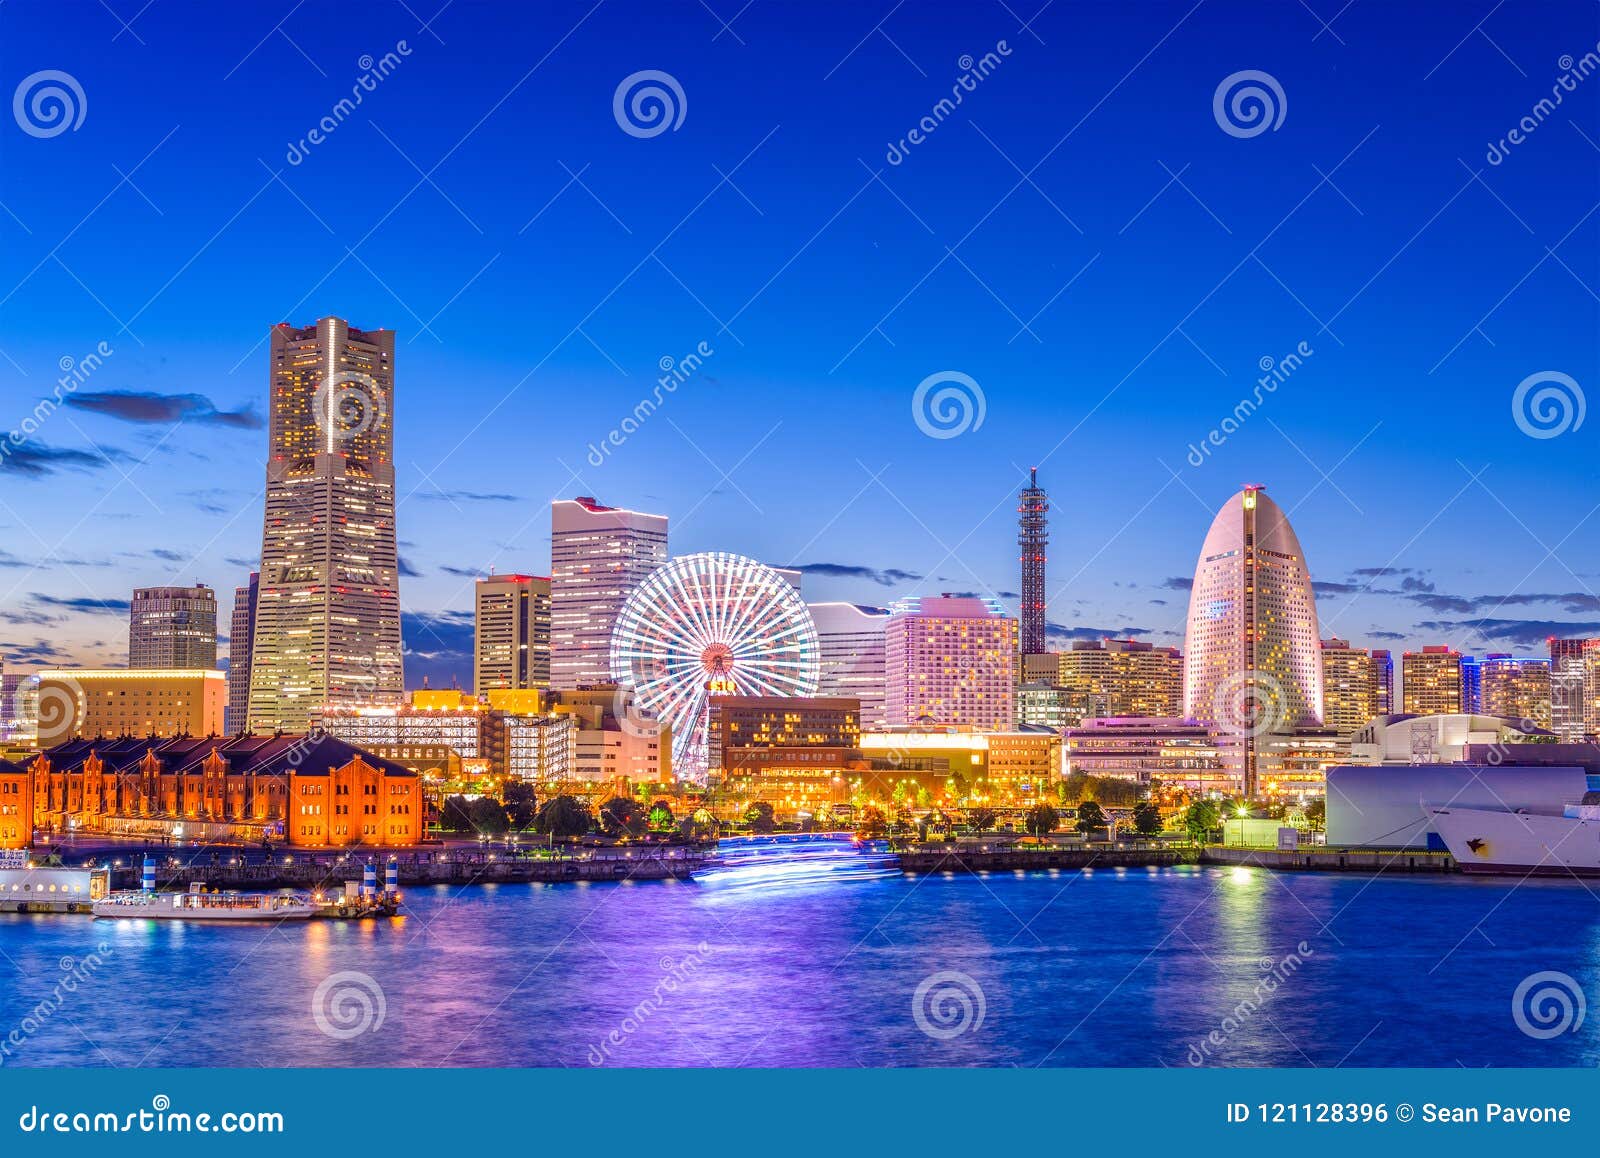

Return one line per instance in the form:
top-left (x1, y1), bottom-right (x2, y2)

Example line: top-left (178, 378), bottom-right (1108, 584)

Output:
top-left (1429, 796), bottom-right (1600, 876)
top-left (93, 886), bottom-right (318, 921)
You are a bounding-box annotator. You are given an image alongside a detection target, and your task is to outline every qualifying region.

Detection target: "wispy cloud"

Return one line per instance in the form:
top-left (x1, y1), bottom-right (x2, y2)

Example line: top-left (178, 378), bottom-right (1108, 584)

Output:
top-left (0, 443), bottom-right (119, 477)
top-left (790, 562), bottom-right (923, 587)
top-left (29, 593), bottom-right (131, 615)
top-left (64, 390), bottom-right (262, 429)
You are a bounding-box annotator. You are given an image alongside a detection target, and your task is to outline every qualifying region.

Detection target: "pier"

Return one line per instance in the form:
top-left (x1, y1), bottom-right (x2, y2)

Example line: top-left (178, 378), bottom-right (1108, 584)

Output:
top-left (108, 847), bottom-right (714, 892)
top-left (898, 843), bottom-right (1201, 873)
top-left (1200, 845), bottom-right (1458, 872)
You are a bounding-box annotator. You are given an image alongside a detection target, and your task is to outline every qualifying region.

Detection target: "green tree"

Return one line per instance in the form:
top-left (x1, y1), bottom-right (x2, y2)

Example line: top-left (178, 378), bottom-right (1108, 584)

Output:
top-left (1024, 803), bottom-right (1060, 838)
top-left (856, 805), bottom-right (888, 839)
top-left (1304, 798), bottom-right (1326, 832)
top-left (1184, 800), bottom-right (1222, 845)
top-left (744, 801), bottom-right (777, 834)
top-left (679, 807), bottom-right (718, 843)
top-left (967, 806), bottom-right (997, 833)
top-left (599, 796), bottom-right (648, 837)
top-left (502, 780), bottom-right (539, 830)
top-left (1076, 800), bottom-right (1108, 835)
top-left (468, 796), bottom-right (511, 835)
top-left (1132, 800), bottom-right (1163, 836)
top-left (534, 795), bottom-right (593, 840)
top-left (440, 795), bottom-right (475, 833)
top-left (916, 786), bottom-right (931, 809)
top-left (647, 799), bottom-right (675, 831)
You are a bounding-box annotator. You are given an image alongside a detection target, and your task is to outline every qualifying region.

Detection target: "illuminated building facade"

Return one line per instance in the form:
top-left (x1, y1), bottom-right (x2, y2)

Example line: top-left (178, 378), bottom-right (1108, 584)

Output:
top-left (129, 584), bottom-right (218, 670)
top-left (225, 573), bottom-right (258, 735)
top-left (857, 729), bottom-right (1060, 805)
top-left (27, 733), bottom-right (422, 847)
top-left (550, 686), bottom-right (670, 783)
top-left (1372, 649), bottom-right (1394, 714)
top-left (1182, 486), bottom-right (1322, 796)
top-left (1402, 647), bottom-right (1463, 716)
top-left (550, 497), bottom-right (668, 690)
top-left (707, 695), bottom-right (861, 773)
top-left (32, 669), bottom-right (226, 744)
top-left (1053, 639), bottom-right (1183, 719)
top-left (1062, 717), bottom-right (1229, 795)
top-left (885, 595), bottom-right (1018, 731)
top-left (474, 574), bottom-right (552, 694)
top-left (1549, 637), bottom-right (1599, 742)
top-left (1479, 655), bottom-right (1552, 729)
top-left (249, 318), bottom-right (403, 732)
top-left (809, 602), bottom-right (890, 730)
top-left (1016, 680), bottom-right (1086, 730)
top-left (0, 759), bottom-right (31, 849)
top-left (1319, 638), bottom-right (1381, 736)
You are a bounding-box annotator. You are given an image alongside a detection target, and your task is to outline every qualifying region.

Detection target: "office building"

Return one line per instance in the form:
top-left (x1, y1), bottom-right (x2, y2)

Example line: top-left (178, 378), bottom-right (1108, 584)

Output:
top-left (225, 573), bottom-right (258, 735)
top-left (809, 602), bottom-right (890, 730)
top-left (1051, 638), bottom-right (1183, 720)
top-left (885, 595), bottom-right (1018, 731)
top-left (707, 695), bottom-right (862, 774)
top-left (474, 574), bottom-right (552, 694)
top-left (549, 497), bottom-right (667, 689)
top-left (129, 584), bottom-right (218, 670)
top-left (1479, 655), bottom-right (1552, 729)
top-left (248, 318), bottom-right (403, 732)
top-left (1550, 637), bottom-right (1597, 742)
top-left (1062, 717), bottom-right (1229, 795)
top-left (1372, 649), bottom-right (1394, 714)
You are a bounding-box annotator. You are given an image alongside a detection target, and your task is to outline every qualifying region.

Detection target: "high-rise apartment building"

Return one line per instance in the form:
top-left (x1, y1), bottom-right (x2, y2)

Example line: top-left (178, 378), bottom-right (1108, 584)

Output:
top-left (32, 669), bottom-right (226, 743)
top-left (1182, 486), bottom-right (1322, 796)
top-left (225, 573), bottom-right (258, 735)
top-left (1372, 649), bottom-right (1394, 714)
top-left (885, 595), bottom-right (1018, 731)
top-left (549, 497), bottom-right (667, 690)
top-left (1479, 655), bottom-right (1552, 728)
top-left (1017, 467), bottom-right (1049, 657)
top-left (129, 584), bottom-right (218, 669)
top-left (809, 602), bottom-right (890, 730)
top-left (474, 574), bottom-right (552, 694)
top-left (248, 318), bottom-right (403, 732)
top-left (1401, 646), bottom-right (1463, 716)
top-left (1052, 639), bottom-right (1183, 719)
top-left (1320, 638), bottom-right (1380, 736)
top-left (1549, 637), bottom-right (1596, 742)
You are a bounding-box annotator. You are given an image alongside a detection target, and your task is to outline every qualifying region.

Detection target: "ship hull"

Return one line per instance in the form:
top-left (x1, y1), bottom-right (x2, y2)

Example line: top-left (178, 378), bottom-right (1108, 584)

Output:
top-left (1429, 805), bottom-right (1600, 876)
top-left (93, 894), bottom-right (317, 921)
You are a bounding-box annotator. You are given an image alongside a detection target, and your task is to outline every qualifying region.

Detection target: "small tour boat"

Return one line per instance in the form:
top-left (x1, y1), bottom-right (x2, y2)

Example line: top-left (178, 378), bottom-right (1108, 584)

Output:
top-left (93, 885), bottom-right (318, 921)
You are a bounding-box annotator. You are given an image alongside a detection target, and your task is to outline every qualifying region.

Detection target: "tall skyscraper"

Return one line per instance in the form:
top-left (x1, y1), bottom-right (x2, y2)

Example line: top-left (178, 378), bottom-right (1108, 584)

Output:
top-left (1401, 646), bottom-right (1463, 716)
top-left (225, 572), bottom-right (258, 734)
top-left (129, 584), bottom-right (218, 669)
top-left (885, 595), bottom-right (1018, 731)
top-left (1017, 467), bottom-right (1049, 656)
top-left (247, 318), bottom-right (403, 732)
top-left (1052, 638), bottom-right (1183, 719)
top-left (1549, 636), bottom-right (1595, 741)
top-left (809, 601), bottom-right (890, 730)
top-left (1320, 638), bottom-right (1379, 736)
top-left (474, 574), bottom-right (552, 694)
top-left (1182, 486), bottom-right (1322, 797)
top-left (549, 496), bottom-right (667, 689)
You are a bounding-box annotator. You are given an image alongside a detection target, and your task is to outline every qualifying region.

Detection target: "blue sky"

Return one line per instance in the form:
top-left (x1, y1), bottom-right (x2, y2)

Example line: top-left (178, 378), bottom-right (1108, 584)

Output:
top-left (0, 0), bottom-right (1597, 686)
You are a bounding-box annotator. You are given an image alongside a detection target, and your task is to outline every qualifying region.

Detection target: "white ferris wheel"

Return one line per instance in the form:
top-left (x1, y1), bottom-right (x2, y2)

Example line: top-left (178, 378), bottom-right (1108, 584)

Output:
top-left (609, 552), bottom-right (820, 778)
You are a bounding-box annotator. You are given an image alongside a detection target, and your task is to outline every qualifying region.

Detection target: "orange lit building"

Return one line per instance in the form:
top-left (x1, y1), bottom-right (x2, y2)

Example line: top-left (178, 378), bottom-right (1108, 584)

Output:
top-left (27, 733), bottom-right (422, 848)
top-left (0, 758), bottom-right (32, 849)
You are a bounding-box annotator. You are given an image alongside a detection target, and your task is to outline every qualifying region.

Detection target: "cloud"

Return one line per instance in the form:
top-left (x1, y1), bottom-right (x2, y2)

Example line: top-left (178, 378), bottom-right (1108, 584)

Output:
top-left (149, 548), bottom-right (186, 562)
top-left (1369, 630), bottom-right (1405, 641)
top-left (1046, 623), bottom-right (1154, 642)
top-left (64, 391), bottom-right (262, 429)
top-left (0, 443), bottom-right (118, 477)
top-left (1160, 577), bottom-right (1193, 592)
top-left (397, 556), bottom-right (423, 578)
top-left (224, 557), bottom-right (257, 571)
top-left (0, 637), bottom-right (77, 666)
top-left (1414, 618), bottom-right (1600, 649)
top-left (415, 491), bottom-right (519, 503)
top-left (790, 563), bottom-right (923, 587)
top-left (1408, 591), bottom-right (1600, 616)
top-left (440, 565), bottom-right (481, 578)
top-left (29, 593), bottom-right (131, 615)
top-left (402, 610), bottom-right (474, 689)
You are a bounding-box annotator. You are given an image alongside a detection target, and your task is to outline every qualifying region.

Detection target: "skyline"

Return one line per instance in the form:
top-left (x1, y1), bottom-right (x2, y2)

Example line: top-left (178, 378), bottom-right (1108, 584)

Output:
top-left (2, 1), bottom-right (1599, 689)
